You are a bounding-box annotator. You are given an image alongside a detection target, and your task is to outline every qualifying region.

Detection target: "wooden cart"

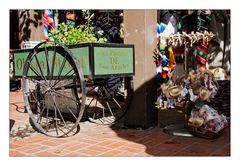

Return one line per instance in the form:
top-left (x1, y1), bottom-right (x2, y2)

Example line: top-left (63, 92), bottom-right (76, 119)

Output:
top-left (13, 41), bottom-right (135, 137)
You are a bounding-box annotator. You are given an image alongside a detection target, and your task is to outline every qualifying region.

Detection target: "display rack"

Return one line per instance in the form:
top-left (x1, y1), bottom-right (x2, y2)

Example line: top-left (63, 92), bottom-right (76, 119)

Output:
top-left (158, 31), bottom-right (216, 137)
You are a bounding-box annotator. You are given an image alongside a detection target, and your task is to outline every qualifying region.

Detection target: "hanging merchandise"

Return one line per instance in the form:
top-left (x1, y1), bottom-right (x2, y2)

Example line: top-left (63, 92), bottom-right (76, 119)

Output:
top-left (195, 10), bottom-right (212, 70)
top-left (155, 10), bottom-right (229, 139)
top-left (157, 23), bottom-right (167, 37)
top-left (196, 42), bottom-right (207, 69)
top-left (155, 27), bottom-right (216, 107)
top-left (153, 48), bottom-right (170, 82)
top-left (168, 47), bottom-right (176, 72)
top-left (177, 10), bottom-right (214, 71)
top-left (155, 12), bottom-right (179, 84)
top-left (155, 10), bottom-right (215, 103)
top-left (43, 10), bottom-right (55, 41)
top-left (155, 31), bottom-right (215, 80)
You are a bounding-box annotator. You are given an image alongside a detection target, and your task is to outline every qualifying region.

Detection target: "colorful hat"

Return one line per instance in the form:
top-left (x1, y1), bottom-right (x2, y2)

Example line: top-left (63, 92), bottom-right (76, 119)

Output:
top-left (167, 86), bottom-right (181, 97)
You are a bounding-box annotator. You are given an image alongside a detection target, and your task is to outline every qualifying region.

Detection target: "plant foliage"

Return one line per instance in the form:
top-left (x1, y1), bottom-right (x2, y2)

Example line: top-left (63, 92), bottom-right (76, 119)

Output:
top-left (48, 23), bottom-right (107, 45)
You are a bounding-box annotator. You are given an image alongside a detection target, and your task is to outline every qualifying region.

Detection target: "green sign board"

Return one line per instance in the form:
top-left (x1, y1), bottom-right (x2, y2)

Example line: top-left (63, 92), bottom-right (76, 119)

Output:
top-left (13, 43), bottom-right (135, 78)
top-left (14, 46), bottom-right (90, 77)
top-left (93, 47), bottom-right (134, 76)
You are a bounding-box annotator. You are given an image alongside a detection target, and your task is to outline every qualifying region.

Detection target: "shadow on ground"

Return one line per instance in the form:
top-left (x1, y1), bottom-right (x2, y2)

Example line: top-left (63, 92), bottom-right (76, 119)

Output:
top-left (109, 113), bottom-right (230, 156)
top-left (108, 78), bottom-right (230, 156)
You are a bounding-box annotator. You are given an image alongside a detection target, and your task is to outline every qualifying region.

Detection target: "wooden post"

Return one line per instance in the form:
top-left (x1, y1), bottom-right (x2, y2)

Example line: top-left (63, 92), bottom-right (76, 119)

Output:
top-left (123, 10), bottom-right (158, 128)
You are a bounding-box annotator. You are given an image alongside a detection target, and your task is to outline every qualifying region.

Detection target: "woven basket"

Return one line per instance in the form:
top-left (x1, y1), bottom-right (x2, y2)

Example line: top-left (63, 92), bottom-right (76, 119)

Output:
top-left (187, 123), bottom-right (227, 139)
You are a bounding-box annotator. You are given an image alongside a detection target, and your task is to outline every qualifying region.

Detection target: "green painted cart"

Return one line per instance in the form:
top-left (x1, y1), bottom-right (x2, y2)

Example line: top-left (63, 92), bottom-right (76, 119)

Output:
top-left (13, 41), bottom-right (135, 137)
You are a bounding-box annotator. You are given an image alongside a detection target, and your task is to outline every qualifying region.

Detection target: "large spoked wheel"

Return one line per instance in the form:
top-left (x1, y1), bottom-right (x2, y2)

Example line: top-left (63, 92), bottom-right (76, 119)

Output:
top-left (84, 77), bottom-right (133, 125)
top-left (22, 41), bottom-right (86, 137)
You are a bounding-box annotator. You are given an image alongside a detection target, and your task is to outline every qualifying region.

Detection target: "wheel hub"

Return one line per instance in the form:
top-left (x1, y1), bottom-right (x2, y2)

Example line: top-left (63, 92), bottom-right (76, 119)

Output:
top-left (46, 86), bottom-right (51, 91)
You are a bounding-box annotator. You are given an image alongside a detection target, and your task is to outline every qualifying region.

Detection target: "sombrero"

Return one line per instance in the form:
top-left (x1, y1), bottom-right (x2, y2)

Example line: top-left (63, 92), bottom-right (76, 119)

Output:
top-left (199, 87), bottom-right (211, 101)
top-left (167, 85), bottom-right (181, 97)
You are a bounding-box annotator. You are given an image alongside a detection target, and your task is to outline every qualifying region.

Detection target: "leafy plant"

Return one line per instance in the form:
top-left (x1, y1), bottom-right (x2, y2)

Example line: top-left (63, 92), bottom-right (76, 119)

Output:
top-left (48, 23), bottom-right (107, 45)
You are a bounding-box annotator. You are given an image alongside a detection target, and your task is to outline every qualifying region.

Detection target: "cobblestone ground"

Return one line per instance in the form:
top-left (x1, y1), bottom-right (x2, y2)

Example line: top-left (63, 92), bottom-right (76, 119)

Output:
top-left (10, 91), bottom-right (230, 157)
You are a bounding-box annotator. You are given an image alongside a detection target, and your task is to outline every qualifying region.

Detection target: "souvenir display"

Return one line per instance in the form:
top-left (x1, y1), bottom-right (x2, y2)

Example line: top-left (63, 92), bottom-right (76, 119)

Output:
top-left (155, 10), bottom-right (229, 139)
top-left (156, 68), bottom-right (228, 138)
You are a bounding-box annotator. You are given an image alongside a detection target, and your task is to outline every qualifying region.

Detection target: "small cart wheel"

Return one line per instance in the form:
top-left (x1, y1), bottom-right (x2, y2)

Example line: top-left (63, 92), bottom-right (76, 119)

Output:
top-left (22, 41), bottom-right (86, 137)
top-left (84, 77), bottom-right (133, 125)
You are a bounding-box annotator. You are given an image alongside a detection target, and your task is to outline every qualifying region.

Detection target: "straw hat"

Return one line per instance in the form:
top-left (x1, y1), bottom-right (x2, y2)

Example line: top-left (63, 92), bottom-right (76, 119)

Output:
top-left (199, 87), bottom-right (211, 101)
top-left (167, 85), bottom-right (181, 97)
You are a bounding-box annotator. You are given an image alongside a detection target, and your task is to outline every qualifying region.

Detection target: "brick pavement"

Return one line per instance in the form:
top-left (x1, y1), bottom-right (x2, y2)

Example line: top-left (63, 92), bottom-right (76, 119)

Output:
top-left (9, 91), bottom-right (230, 157)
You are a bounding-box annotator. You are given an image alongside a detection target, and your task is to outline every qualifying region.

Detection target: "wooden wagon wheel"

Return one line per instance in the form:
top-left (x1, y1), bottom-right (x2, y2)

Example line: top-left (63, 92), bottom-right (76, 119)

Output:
top-left (22, 41), bottom-right (86, 137)
top-left (83, 77), bottom-right (133, 125)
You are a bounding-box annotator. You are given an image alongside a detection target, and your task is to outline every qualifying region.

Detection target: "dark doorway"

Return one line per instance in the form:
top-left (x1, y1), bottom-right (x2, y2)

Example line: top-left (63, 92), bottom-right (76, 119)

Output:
top-left (10, 10), bottom-right (20, 49)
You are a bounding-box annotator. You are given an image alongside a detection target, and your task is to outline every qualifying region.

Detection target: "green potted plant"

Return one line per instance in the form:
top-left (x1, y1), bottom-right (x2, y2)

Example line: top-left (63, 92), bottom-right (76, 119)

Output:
top-left (48, 22), bottom-right (107, 45)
